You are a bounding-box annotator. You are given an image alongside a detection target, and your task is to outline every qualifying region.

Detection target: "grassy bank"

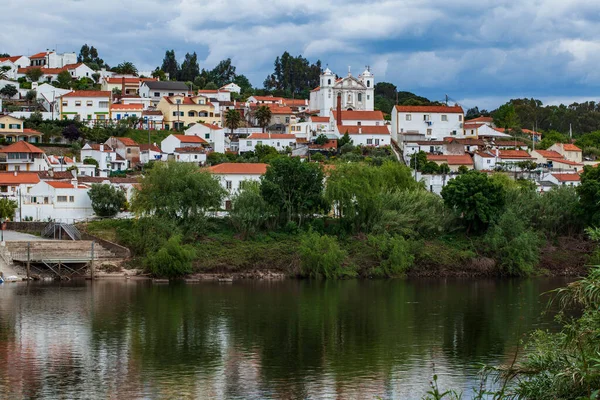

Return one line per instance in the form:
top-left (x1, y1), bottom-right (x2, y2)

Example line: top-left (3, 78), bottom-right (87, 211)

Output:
top-left (81, 219), bottom-right (592, 278)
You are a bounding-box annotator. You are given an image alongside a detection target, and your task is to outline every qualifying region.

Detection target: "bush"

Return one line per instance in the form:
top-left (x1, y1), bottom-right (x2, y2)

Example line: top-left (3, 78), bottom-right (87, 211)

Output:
top-left (367, 234), bottom-right (414, 277)
top-left (485, 210), bottom-right (542, 276)
top-left (144, 235), bottom-right (196, 278)
top-left (116, 217), bottom-right (178, 256)
top-left (299, 230), bottom-right (352, 279)
top-left (311, 152), bottom-right (325, 162)
top-left (229, 181), bottom-right (275, 238)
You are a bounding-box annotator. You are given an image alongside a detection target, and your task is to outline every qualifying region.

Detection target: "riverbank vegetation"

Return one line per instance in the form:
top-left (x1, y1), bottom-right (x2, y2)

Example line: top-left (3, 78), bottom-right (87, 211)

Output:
top-left (80, 157), bottom-right (599, 280)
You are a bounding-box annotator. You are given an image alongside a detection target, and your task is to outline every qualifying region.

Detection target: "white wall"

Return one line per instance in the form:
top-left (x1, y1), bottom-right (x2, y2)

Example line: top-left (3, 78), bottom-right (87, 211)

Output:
top-left (20, 182), bottom-right (93, 222)
top-left (394, 110), bottom-right (464, 139)
top-left (239, 137), bottom-right (296, 153)
top-left (62, 96), bottom-right (110, 121)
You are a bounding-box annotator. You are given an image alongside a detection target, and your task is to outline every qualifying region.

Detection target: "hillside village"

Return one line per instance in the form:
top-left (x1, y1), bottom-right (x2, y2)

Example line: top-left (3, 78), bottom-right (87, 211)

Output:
top-left (0, 49), bottom-right (591, 222)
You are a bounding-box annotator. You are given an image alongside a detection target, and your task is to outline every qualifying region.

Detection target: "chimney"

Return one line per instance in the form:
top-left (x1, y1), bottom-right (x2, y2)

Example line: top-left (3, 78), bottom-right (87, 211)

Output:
top-left (336, 93), bottom-right (342, 126)
top-left (13, 171), bottom-right (17, 177)
top-left (100, 144), bottom-right (104, 152)
top-left (359, 127), bottom-right (362, 134)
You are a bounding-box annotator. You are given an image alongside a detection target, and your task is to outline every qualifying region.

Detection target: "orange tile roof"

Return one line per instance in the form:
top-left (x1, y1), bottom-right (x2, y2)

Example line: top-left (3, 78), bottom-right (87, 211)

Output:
top-left (548, 158), bottom-right (582, 166)
top-left (552, 173), bottom-right (580, 182)
top-left (337, 125), bottom-right (390, 135)
top-left (0, 56), bottom-right (23, 63)
top-left (164, 96), bottom-right (212, 106)
top-left (340, 110), bottom-right (385, 121)
top-left (174, 146), bottom-right (206, 153)
top-left (63, 90), bottom-right (111, 98)
top-left (309, 140), bottom-right (338, 150)
top-left (475, 151), bottom-right (495, 158)
top-left (111, 103), bottom-right (143, 110)
top-left (30, 51), bottom-right (51, 59)
top-left (464, 123), bottom-right (484, 129)
top-left (247, 133), bottom-right (296, 140)
top-left (88, 144), bottom-right (113, 152)
top-left (0, 172), bottom-right (40, 185)
top-left (197, 89), bottom-right (219, 93)
top-left (534, 150), bottom-right (562, 158)
top-left (283, 99), bottom-right (308, 107)
top-left (113, 137), bottom-right (138, 146)
top-left (427, 154), bottom-right (473, 165)
top-left (47, 181), bottom-right (76, 189)
top-left (0, 141), bottom-right (44, 153)
top-left (208, 163), bottom-right (268, 175)
top-left (139, 144), bottom-right (161, 152)
top-left (310, 116), bottom-right (329, 123)
top-left (465, 116), bottom-right (493, 123)
top-left (199, 122), bottom-right (222, 130)
top-left (105, 77), bottom-right (146, 84)
top-left (311, 86), bottom-right (320, 92)
top-left (17, 63), bottom-right (85, 75)
top-left (22, 129), bottom-right (42, 135)
top-left (250, 96), bottom-right (284, 102)
top-left (499, 150), bottom-right (533, 159)
top-left (563, 143), bottom-right (582, 152)
top-left (173, 134), bottom-right (207, 144)
top-left (395, 105), bottom-right (464, 114)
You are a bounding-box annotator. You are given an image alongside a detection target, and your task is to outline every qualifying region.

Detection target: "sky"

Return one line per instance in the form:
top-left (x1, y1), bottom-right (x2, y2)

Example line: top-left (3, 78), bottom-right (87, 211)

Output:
top-left (2, 0), bottom-right (600, 110)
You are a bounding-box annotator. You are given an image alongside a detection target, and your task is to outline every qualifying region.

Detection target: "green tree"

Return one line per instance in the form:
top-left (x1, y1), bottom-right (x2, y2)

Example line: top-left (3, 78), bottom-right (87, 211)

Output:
top-left (255, 105), bottom-right (272, 132)
top-left (62, 124), bottom-right (81, 142)
top-left (144, 235), bottom-right (195, 278)
top-left (493, 103), bottom-right (520, 130)
top-left (439, 163), bottom-right (450, 174)
top-left (299, 230), bottom-right (351, 279)
top-left (233, 74), bottom-right (252, 94)
top-left (577, 165), bottom-right (600, 225)
top-left (206, 58), bottom-right (237, 87)
top-left (263, 52), bottom-right (321, 98)
top-left (88, 184), bottom-right (127, 217)
top-left (179, 52), bottom-right (200, 81)
top-left (338, 132), bottom-right (352, 147)
top-left (409, 151), bottom-right (428, 171)
top-left (311, 152), bottom-right (325, 162)
top-left (0, 84), bottom-right (18, 98)
top-left (0, 198), bottom-right (17, 220)
top-left (132, 161), bottom-right (225, 223)
top-left (254, 144), bottom-right (279, 163)
top-left (225, 109), bottom-right (242, 135)
top-left (367, 233), bottom-right (414, 277)
top-left (55, 70), bottom-right (72, 89)
top-left (160, 50), bottom-right (179, 80)
top-left (24, 90), bottom-right (37, 104)
top-left (25, 68), bottom-right (43, 82)
top-left (441, 171), bottom-right (505, 234)
top-left (229, 181), bottom-right (275, 239)
top-left (113, 61), bottom-right (138, 76)
top-left (204, 81), bottom-right (218, 90)
top-left (260, 157), bottom-right (325, 225)
top-left (151, 68), bottom-right (166, 81)
top-left (315, 134), bottom-right (328, 145)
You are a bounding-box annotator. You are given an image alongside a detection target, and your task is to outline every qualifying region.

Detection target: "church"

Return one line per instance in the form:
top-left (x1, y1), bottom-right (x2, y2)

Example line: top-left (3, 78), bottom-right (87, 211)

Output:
top-left (309, 66), bottom-right (375, 117)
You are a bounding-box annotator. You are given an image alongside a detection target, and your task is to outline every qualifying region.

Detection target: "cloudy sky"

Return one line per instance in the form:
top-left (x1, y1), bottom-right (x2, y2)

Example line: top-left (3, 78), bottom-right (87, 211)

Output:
top-left (3, 0), bottom-right (600, 110)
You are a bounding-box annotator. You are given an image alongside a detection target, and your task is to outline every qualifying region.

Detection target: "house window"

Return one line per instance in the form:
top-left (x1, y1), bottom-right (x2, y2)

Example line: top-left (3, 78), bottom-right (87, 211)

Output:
top-left (86, 101), bottom-right (93, 106)
top-left (366, 139), bottom-right (373, 145)
top-left (367, 81), bottom-right (371, 88)
top-left (87, 115), bottom-right (92, 120)
top-left (375, 139), bottom-right (380, 146)
top-left (427, 129), bottom-right (432, 135)
top-left (375, 122), bottom-right (380, 126)
top-left (327, 79), bottom-right (331, 85)
top-left (57, 196), bottom-right (68, 202)
top-left (452, 130), bottom-right (457, 135)
top-left (194, 155), bottom-right (198, 160)
top-left (62, 101), bottom-right (68, 107)
top-left (358, 93), bottom-right (362, 102)
top-left (69, 196), bottom-right (74, 202)
top-left (459, 115), bottom-right (463, 121)
top-left (246, 141), bottom-right (251, 146)
top-left (205, 134), bottom-right (210, 139)
top-left (168, 93), bottom-right (174, 97)
top-left (441, 115), bottom-right (448, 121)
top-left (9, 124), bottom-right (21, 129)
top-left (14, 166), bottom-right (20, 171)
top-left (424, 115), bottom-right (430, 121)
top-left (99, 101), bottom-right (109, 108)
top-left (226, 181), bottom-right (232, 189)
top-left (127, 148), bottom-right (131, 154)
top-left (257, 141), bottom-right (263, 145)
top-left (285, 117), bottom-right (290, 123)
top-left (367, 95), bottom-right (370, 100)
top-left (172, 112), bottom-right (178, 117)
top-left (487, 159), bottom-right (491, 164)
top-left (180, 112), bottom-right (184, 117)
top-left (225, 200), bottom-right (232, 210)
top-left (188, 111), bottom-right (195, 117)
top-left (154, 92), bottom-right (160, 97)
top-left (357, 122), bottom-right (361, 126)
top-left (277, 142), bottom-right (280, 147)
top-left (75, 101), bottom-right (81, 106)
top-left (289, 142), bottom-right (294, 146)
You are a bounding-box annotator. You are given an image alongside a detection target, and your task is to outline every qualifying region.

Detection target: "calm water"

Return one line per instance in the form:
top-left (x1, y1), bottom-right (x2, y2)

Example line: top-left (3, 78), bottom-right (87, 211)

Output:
top-left (0, 278), bottom-right (569, 399)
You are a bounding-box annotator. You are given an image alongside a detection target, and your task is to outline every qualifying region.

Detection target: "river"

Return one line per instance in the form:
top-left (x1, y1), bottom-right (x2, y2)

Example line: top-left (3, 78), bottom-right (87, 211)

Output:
top-left (0, 278), bottom-right (569, 399)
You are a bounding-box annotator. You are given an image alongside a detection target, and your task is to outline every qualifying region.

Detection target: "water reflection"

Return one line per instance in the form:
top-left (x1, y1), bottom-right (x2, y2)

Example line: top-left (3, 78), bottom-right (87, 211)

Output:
top-left (0, 278), bottom-right (567, 399)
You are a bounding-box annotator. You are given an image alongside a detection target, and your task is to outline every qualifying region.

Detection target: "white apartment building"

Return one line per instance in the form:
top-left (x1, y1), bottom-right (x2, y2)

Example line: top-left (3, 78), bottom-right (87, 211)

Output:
top-left (239, 133), bottom-right (296, 153)
top-left (20, 180), bottom-right (93, 223)
top-left (208, 163), bottom-right (268, 209)
top-left (334, 125), bottom-right (391, 147)
top-left (184, 123), bottom-right (227, 153)
top-left (139, 81), bottom-right (189, 106)
top-left (391, 105), bottom-right (465, 146)
top-left (80, 143), bottom-right (127, 177)
top-left (29, 51), bottom-right (77, 68)
top-left (0, 141), bottom-right (49, 172)
top-left (60, 91), bottom-right (111, 121)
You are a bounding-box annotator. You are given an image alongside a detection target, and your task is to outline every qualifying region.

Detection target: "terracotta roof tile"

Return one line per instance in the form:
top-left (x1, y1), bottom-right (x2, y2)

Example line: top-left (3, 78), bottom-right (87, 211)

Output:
top-left (174, 147), bottom-right (206, 153)
top-left (173, 134), bottom-right (207, 144)
top-left (534, 150), bottom-right (563, 158)
top-left (310, 116), bottom-right (329, 123)
top-left (427, 154), bottom-right (473, 165)
top-left (340, 110), bottom-right (385, 121)
top-left (0, 172), bottom-right (40, 185)
top-left (499, 150), bottom-right (533, 159)
top-left (47, 181), bottom-right (77, 189)
top-left (465, 116), bottom-right (493, 123)
top-left (552, 173), bottom-right (580, 182)
top-left (247, 133), bottom-right (296, 140)
top-left (563, 143), bottom-right (582, 152)
top-left (0, 141), bottom-right (44, 153)
top-left (63, 90), bottom-right (111, 98)
top-left (208, 163), bottom-right (267, 175)
top-left (337, 125), bottom-right (390, 135)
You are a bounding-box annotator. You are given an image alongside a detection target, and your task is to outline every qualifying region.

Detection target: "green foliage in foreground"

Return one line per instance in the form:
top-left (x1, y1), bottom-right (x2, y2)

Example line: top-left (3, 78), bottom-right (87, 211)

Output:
top-left (88, 184), bottom-right (127, 217)
top-left (299, 231), bottom-right (353, 279)
top-left (144, 235), bottom-right (196, 278)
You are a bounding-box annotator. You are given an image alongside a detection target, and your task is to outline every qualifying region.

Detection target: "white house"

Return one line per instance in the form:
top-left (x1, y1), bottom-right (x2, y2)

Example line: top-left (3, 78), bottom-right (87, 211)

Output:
top-left (172, 147), bottom-right (207, 165)
top-left (60, 91), bottom-right (111, 122)
top-left (548, 143), bottom-right (583, 163)
top-left (110, 103), bottom-right (144, 122)
top-left (473, 150), bottom-right (497, 171)
top-left (29, 51), bottom-right (77, 68)
top-left (198, 89), bottom-right (231, 102)
top-left (220, 83), bottom-right (241, 94)
top-left (80, 143), bottom-right (127, 177)
top-left (185, 123), bottom-right (227, 153)
top-left (139, 81), bottom-right (189, 106)
top-left (335, 125), bottom-right (390, 147)
top-left (334, 110), bottom-right (386, 127)
top-left (239, 133), bottom-right (296, 153)
top-left (548, 173), bottom-right (581, 187)
top-left (247, 95), bottom-right (283, 105)
top-left (310, 67), bottom-right (375, 116)
top-left (0, 171), bottom-right (40, 199)
top-left (161, 134), bottom-right (208, 154)
top-left (0, 56), bottom-right (30, 80)
top-left (139, 144), bottom-right (162, 164)
top-left (33, 83), bottom-right (72, 117)
top-left (290, 116), bottom-right (332, 141)
top-left (208, 163), bottom-right (268, 209)
top-left (141, 110), bottom-right (164, 130)
top-left (0, 141), bottom-right (49, 172)
top-left (18, 63), bottom-right (95, 83)
top-left (20, 180), bottom-right (93, 223)
top-left (391, 105), bottom-right (465, 145)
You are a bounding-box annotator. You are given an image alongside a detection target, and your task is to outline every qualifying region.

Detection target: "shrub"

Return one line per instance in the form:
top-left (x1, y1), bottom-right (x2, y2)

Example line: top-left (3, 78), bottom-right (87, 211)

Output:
top-left (144, 235), bottom-right (196, 278)
top-left (229, 181), bottom-right (275, 239)
top-left (367, 234), bottom-right (414, 277)
top-left (299, 230), bottom-right (352, 279)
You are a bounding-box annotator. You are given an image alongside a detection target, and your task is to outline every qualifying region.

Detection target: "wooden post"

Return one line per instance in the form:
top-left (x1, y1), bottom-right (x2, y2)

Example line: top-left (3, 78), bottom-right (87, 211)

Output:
top-left (58, 260), bottom-right (61, 280)
top-left (90, 241), bottom-right (95, 281)
top-left (26, 242), bottom-right (30, 281)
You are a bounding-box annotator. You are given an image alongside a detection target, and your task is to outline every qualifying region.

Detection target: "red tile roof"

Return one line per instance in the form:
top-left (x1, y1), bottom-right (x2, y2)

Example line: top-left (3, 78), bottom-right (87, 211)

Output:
top-left (197, 89), bottom-right (219, 93)
top-left (552, 173), bottom-right (581, 182)
top-left (563, 143), bottom-right (582, 152)
top-left (283, 99), bottom-right (308, 107)
top-left (30, 51), bottom-right (51, 59)
top-left (464, 123), bottom-right (485, 129)
top-left (250, 96), bottom-right (283, 102)
top-left (340, 110), bottom-right (385, 121)
top-left (337, 125), bottom-right (390, 135)
top-left (208, 163), bottom-right (268, 175)
top-left (139, 144), bottom-right (161, 153)
top-left (499, 150), bottom-right (533, 159)
top-left (0, 56), bottom-right (23, 63)
top-left (465, 116), bottom-right (493, 123)
top-left (111, 103), bottom-right (143, 110)
top-left (199, 123), bottom-right (223, 130)
top-left (47, 181), bottom-right (77, 189)
top-left (534, 150), bottom-right (562, 158)
top-left (17, 63), bottom-right (85, 75)
top-left (548, 158), bottom-right (582, 166)
top-left (173, 134), bottom-right (207, 144)
top-left (112, 137), bottom-right (138, 146)
top-left (427, 154), bottom-right (473, 165)
top-left (247, 133), bottom-right (296, 140)
top-left (0, 172), bottom-right (40, 185)
top-left (174, 147), bottom-right (206, 153)
top-left (88, 144), bottom-right (113, 152)
top-left (475, 151), bottom-right (495, 158)
top-left (309, 140), bottom-right (337, 150)
top-left (63, 90), bottom-right (111, 98)
top-left (0, 141), bottom-right (44, 154)
top-left (106, 77), bottom-right (156, 84)
top-left (395, 105), bottom-right (464, 114)
top-left (163, 96), bottom-right (213, 106)
top-left (310, 116), bottom-right (329, 123)
top-left (22, 129), bottom-right (42, 135)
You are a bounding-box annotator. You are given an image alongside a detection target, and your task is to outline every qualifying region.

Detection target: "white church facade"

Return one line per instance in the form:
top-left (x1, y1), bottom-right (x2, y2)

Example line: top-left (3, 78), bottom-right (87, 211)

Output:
top-left (309, 67), bottom-right (375, 117)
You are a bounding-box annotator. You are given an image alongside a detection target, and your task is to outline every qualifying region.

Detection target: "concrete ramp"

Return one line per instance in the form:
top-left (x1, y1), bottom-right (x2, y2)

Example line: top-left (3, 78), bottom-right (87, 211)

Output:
top-left (5, 240), bottom-right (119, 263)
